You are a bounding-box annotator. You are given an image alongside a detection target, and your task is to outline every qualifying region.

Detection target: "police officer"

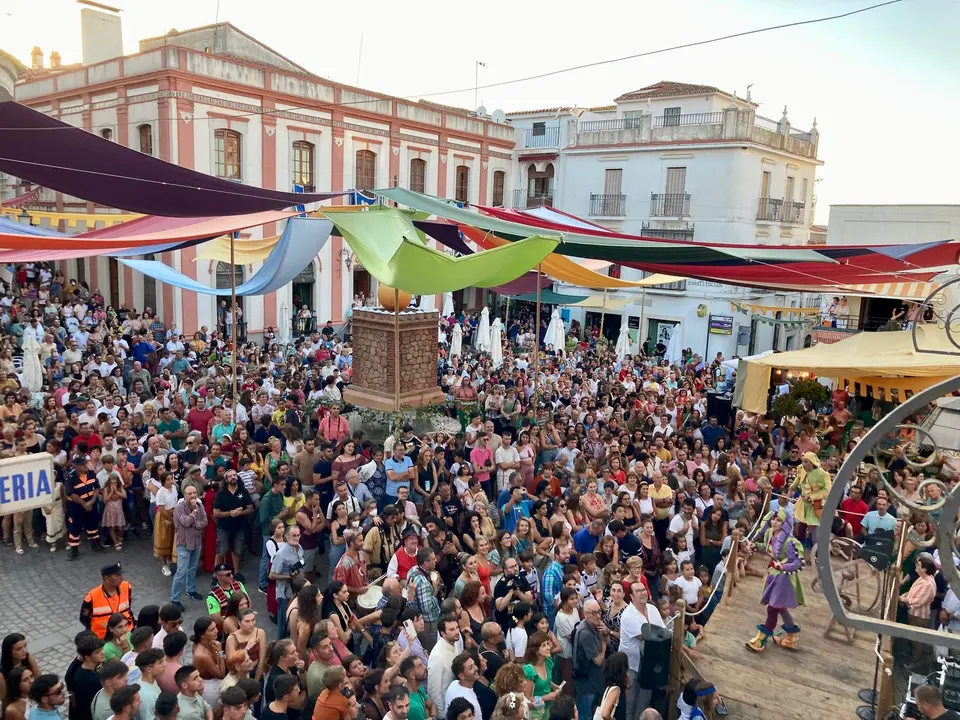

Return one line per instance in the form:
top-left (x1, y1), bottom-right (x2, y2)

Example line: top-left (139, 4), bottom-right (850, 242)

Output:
top-left (65, 453), bottom-right (103, 560)
top-left (80, 562), bottom-right (135, 639)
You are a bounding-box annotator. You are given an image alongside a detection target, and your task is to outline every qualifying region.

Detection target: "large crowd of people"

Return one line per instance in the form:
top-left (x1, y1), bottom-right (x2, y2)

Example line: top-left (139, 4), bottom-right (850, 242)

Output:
top-left (1, 263), bottom-right (959, 720)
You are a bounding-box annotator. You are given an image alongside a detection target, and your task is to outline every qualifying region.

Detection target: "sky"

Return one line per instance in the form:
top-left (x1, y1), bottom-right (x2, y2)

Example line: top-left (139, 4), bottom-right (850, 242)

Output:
top-left (1, 0), bottom-right (958, 225)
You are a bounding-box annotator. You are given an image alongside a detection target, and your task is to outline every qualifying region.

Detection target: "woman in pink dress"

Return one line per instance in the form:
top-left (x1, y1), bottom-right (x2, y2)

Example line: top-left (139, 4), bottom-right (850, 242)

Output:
top-left (518, 431), bottom-right (536, 489)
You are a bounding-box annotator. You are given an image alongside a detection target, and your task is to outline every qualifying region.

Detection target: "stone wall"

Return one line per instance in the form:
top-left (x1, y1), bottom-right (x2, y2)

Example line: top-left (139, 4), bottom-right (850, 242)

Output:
top-left (345, 307), bottom-right (445, 411)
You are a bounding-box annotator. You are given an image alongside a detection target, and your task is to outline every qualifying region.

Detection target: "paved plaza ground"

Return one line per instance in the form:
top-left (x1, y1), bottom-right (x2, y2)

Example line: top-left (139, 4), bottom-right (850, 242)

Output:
top-left (0, 532), bottom-right (278, 677)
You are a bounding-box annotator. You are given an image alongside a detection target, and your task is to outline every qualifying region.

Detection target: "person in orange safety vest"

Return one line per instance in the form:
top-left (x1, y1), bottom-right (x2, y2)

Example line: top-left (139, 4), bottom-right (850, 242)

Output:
top-left (80, 562), bottom-right (135, 639)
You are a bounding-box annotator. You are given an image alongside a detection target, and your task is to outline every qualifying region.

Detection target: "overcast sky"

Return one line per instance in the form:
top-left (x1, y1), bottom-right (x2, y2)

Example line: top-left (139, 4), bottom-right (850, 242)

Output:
top-left (2, 0), bottom-right (958, 225)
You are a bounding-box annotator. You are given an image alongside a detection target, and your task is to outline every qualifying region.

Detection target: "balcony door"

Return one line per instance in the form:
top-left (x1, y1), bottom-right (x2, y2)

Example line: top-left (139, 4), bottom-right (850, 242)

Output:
top-left (603, 168), bottom-right (622, 196)
top-left (665, 167), bottom-right (686, 216)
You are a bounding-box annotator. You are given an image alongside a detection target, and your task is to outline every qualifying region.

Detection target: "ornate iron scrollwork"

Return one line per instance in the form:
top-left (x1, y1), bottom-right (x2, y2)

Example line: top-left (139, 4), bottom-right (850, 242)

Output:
top-left (912, 273), bottom-right (960, 357)
top-left (816, 373), bottom-right (960, 647)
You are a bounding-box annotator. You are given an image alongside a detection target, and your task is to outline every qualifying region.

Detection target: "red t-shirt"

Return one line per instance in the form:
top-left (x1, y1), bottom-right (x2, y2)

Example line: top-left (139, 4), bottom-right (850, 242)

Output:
top-left (839, 497), bottom-right (868, 537)
top-left (187, 408), bottom-right (215, 438)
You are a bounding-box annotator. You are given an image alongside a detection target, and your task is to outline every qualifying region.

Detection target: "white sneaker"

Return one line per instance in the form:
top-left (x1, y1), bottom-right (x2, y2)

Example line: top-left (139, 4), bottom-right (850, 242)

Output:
top-left (161, 565), bottom-right (172, 576)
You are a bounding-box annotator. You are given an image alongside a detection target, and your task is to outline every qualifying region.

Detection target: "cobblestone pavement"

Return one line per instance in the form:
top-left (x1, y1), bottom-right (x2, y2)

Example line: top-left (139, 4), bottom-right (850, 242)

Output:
top-left (0, 532), bottom-right (285, 678)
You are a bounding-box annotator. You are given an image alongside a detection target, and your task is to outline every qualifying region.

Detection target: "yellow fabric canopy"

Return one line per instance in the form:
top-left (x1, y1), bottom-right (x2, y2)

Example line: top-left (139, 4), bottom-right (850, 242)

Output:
top-left (733, 325), bottom-right (960, 413)
top-left (731, 302), bottom-right (821, 316)
top-left (25, 210), bottom-right (141, 228)
top-left (195, 235), bottom-right (283, 263)
top-left (572, 294), bottom-right (636, 311)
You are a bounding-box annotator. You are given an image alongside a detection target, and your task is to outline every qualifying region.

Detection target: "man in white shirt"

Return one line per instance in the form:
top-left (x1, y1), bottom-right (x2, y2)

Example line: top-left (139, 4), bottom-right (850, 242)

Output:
top-left (667, 498), bottom-right (698, 551)
top-left (442, 652), bottom-right (482, 718)
top-left (494, 430), bottom-right (519, 492)
top-left (427, 617), bottom-right (461, 714)
top-left (63, 339), bottom-right (83, 365)
top-left (619, 581), bottom-right (665, 720)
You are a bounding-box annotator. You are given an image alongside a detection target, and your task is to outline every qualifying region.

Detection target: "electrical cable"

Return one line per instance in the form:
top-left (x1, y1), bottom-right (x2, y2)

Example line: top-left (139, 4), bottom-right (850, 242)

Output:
top-left (0, 0), bottom-right (905, 133)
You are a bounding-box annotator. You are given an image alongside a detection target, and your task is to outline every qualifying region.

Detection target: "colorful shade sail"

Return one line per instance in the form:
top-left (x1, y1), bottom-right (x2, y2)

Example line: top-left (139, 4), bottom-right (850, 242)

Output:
top-left (324, 208), bottom-right (558, 295)
top-left (119, 217), bottom-right (332, 296)
top-left (0, 101), bottom-right (352, 217)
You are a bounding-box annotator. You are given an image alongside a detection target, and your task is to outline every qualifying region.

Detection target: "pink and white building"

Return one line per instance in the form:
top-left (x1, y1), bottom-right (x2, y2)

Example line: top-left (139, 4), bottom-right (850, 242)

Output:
top-left (5, 15), bottom-right (515, 338)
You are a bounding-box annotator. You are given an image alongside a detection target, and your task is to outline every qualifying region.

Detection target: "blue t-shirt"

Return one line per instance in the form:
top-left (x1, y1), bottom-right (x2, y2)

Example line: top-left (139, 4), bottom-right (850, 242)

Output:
top-left (500, 499), bottom-right (532, 534)
top-left (384, 456), bottom-right (414, 495)
top-left (862, 511), bottom-right (897, 535)
top-left (573, 526), bottom-right (600, 554)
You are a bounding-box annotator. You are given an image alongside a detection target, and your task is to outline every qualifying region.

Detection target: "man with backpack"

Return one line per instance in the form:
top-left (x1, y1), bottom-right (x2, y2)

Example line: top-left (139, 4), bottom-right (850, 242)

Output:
top-left (572, 599), bottom-right (608, 720)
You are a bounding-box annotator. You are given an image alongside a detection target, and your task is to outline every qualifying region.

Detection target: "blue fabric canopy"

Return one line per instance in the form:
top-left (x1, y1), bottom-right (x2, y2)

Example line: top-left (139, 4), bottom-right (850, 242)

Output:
top-left (0, 217), bottom-right (60, 236)
top-left (119, 217), bottom-right (332, 296)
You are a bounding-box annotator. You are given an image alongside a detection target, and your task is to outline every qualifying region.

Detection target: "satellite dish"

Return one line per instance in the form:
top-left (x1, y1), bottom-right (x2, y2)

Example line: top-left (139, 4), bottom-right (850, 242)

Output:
top-left (476, 105), bottom-right (488, 117)
top-left (491, 109), bottom-right (506, 123)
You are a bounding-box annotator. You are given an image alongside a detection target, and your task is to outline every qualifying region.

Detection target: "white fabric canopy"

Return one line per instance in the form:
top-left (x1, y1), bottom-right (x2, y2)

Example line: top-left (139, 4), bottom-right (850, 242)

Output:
top-left (442, 292), bottom-right (454, 317)
top-left (721, 349), bottom-right (773, 371)
top-left (491, 318), bottom-right (503, 368)
top-left (477, 307), bottom-right (491, 352)
top-left (450, 323), bottom-right (463, 358)
top-left (544, 309), bottom-right (565, 350)
top-left (20, 335), bottom-right (42, 392)
top-left (615, 324), bottom-right (631, 361)
top-left (664, 327), bottom-right (684, 365)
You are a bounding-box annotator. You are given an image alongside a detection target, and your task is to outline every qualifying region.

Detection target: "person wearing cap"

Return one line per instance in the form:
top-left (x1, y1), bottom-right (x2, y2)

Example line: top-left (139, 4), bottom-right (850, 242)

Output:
top-left (65, 453), bottom-right (104, 560)
top-left (789, 451), bottom-right (832, 545)
top-left (387, 528), bottom-right (421, 582)
top-left (207, 564), bottom-right (247, 629)
top-left (80, 562), bottom-right (135, 640)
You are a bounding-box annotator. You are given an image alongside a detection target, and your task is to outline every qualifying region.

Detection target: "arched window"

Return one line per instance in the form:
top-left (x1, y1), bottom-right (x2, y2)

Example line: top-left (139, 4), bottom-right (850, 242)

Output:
top-left (215, 261), bottom-right (245, 290)
top-left (214, 129), bottom-right (242, 180)
top-left (355, 150), bottom-right (376, 194)
top-left (492, 170), bottom-right (505, 207)
top-left (138, 125), bottom-right (153, 155)
top-left (100, 128), bottom-right (113, 141)
top-left (292, 140), bottom-right (315, 191)
top-left (455, 165), bottom-right (470, 203)
top-left (409, 158), bottom-right (426, 194)
top-left (142, 253), bottom-right (157, 313)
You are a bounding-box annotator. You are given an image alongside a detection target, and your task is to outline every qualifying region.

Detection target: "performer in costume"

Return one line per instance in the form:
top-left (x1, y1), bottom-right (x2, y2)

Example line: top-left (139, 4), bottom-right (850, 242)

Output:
top-left (746, 510), bottom-right (806, 652)
top-left (790, 451), bottom-right (831, 544)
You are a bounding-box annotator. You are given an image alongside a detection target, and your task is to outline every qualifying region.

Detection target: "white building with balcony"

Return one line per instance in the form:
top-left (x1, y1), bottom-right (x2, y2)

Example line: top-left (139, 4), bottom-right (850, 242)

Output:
top-left (506, 80), bottom-right (823, 359)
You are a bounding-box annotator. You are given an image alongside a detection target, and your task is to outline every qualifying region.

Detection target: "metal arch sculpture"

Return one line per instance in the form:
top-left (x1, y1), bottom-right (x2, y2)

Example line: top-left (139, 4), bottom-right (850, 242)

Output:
top-left (911, 273), bottom-right (960, 356)
top-left (815, 372), bottom-right (960, 647)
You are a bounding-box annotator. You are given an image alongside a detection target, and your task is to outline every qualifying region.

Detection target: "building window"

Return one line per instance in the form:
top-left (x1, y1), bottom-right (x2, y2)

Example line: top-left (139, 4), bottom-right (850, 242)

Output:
top-left (138, 125), bottom-right (153, 155)
top-left (215, 261), bottom-right (245, 290)
top-left (492, 171), bottom-right (505, 207)
top-left (532, 122), bottom-right (546, 137)
top-left (355, 150), bottom-right (376, 194)
top-left (455, 165), bottom-right (470, 203)
top-left (142, 253), bottom-right (157, 313)
top-left (409, 158), bottom-right (426, 193)
top-left (100, 128), bottom-right (113, 141)
top-left (292, 140), bottom-right (315, 191)
top-left (214, 129), bottom-right (242, 180)
top-left (663, 107), bottom-right (681, 126)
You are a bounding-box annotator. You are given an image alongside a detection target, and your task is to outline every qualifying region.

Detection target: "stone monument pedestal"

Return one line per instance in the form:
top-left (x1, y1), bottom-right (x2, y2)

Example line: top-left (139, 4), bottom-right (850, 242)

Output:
top-left (343, 307), bottom-right (445, 413)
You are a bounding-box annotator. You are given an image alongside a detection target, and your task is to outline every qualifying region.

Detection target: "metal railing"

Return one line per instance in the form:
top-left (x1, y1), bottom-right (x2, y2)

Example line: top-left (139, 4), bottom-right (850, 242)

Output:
top-left (292, 315), bottom-right (317, 336)
top-left (653, 112), bottom-right (723, 127)
top-left (641, 222), bottom-right (695, 242)
top-left (218, 320), bottom-right (248, 344)
top-left (589, 193), bottom-right (626, 216)
top-left (512, 189), bottom-right (553, 209)
top-left (578, 118), bottom-right (642, 133)
top-left (649, 193), bottom-right (691, 217)
top-left (522, 126), bottom-right (560, 148)
top-left (757, 198), bottom-right (806, 224)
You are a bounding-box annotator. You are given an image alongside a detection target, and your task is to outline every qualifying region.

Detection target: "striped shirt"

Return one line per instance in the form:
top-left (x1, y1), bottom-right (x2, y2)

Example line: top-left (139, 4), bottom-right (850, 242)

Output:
top-left (173, 498), bottom-right (208, 551)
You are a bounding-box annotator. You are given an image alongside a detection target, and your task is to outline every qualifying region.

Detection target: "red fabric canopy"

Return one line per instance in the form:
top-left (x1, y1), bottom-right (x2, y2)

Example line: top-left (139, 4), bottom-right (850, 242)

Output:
top-left (0, 101), bottom-right (350, 217)
top-left (0, 209), bottom-right (297, 259)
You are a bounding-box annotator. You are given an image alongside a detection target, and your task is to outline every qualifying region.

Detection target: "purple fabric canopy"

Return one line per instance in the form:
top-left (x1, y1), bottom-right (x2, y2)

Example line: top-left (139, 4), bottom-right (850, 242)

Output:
top-left (414, 220), bottom-right (550, 295)
top-left (0, 102), bottom-right (350, 217)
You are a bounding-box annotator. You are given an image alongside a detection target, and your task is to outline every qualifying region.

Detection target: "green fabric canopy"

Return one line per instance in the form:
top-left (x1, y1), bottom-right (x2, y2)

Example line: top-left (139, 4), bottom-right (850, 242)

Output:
top-left (374, 187), bottom-right (835, 265)
top-left (325, 208), bottom-right (558, 295)
top-left (511, 290), bottom-right (589, 304)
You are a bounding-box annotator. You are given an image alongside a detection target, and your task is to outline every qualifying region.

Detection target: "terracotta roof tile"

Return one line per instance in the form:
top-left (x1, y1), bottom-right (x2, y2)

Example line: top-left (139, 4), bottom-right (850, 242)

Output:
top-left (588, 105), bottom-right (616, 112)
top-left (614, 80), bottom-right (726, 102)
top-left (505, 106), bottom-right (575, 116)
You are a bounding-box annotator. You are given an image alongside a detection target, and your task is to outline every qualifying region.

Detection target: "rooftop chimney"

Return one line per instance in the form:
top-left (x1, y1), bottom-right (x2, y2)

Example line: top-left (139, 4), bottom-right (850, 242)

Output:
top-left (30, 47), bottom-right (43, 70)
top-left (77, 1), bottom-right (123, 66)
top-left (50, 51), bottom-right (62, 69)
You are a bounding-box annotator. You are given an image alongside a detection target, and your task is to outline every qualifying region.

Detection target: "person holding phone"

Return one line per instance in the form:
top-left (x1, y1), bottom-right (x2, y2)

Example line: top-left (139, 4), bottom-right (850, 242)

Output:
top-left (270, 526), bottom-right (304, 640)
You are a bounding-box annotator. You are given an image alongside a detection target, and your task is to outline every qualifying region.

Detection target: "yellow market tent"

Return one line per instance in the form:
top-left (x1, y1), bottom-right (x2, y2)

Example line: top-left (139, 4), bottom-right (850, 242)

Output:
top-left (733, 325), bottom-right (960, 413)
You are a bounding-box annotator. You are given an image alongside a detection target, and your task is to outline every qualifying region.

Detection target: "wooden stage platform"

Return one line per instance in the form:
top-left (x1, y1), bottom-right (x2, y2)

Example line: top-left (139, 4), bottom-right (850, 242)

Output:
top-left (689, 560), bottom-right (879, 719)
